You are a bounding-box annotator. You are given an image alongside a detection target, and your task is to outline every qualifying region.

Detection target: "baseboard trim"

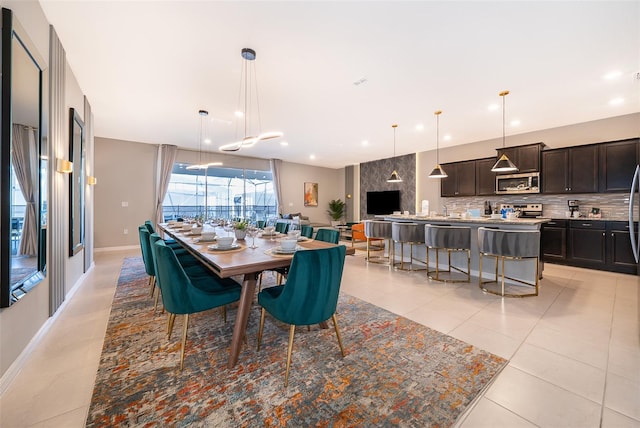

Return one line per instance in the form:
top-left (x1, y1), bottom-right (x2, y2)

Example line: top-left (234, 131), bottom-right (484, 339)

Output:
top-left (95, 245), bottom-right (139, 253)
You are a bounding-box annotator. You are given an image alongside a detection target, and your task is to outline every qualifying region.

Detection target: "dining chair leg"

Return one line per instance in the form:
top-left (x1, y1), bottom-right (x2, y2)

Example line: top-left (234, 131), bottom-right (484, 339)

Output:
top-left (154, 287), bottom-right (161, 312)
top-left (148, 276), bottom-right (155, 296)
top-left (332, 314), bottom-right (346, 357)
top-left (179, 314), bottom-right (189, 370)
top-left (257, 308), bottom-right (266, 351)
top-left (167, 313), bottom-right (176, 340)
top-left (284, 325), bottom-right (296, 387)
top-left (222, 306), bottom-right (227, 323)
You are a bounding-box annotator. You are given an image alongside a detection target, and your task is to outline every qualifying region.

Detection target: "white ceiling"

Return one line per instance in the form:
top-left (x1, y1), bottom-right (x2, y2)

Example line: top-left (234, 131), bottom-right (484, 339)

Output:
top-left (39, 1), bottom-right (639, 169)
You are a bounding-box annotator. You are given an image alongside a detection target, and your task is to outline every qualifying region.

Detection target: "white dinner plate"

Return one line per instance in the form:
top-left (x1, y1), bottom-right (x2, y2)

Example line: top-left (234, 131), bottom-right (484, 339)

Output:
top-left (271, 245), bottom-right (303, 255)
top-left (208, 243), bottom-right (240, 251)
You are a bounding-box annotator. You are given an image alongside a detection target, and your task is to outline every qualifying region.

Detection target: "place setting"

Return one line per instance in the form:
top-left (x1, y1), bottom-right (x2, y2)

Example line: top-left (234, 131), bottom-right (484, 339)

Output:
top-left (207, 236), bottom-right (244, 253)
top-left (266, 237), bottom-right (304, 257)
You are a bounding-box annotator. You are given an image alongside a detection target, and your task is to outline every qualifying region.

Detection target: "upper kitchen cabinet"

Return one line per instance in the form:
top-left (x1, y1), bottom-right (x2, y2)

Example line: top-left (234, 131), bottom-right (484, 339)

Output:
top-left (542, 145), bottom-right (598, 194)
top-left (598, 138), bottom-right (640, 193)
top-left (441, 160), bottom-right (476, 197)
top-left (475, 157), bottom-right (497, 196)
top-left (496, 142), bottom-right (544, 174)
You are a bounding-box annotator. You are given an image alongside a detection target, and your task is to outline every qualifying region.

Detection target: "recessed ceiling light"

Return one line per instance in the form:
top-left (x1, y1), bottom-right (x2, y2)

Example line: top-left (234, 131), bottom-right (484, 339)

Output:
top-left (488, 104), bottom-right (499, 111)
top-left (309, 154), bottom-right (316, 160)
top-left (415, 124), bottom-right (424, 131)
top-left (609, 97), bottom-right (624, 105)
top-left (603, 70), bottom-right (622, 80)
top-left (443, 134), bottom-right (451, 141)
top-left (280, 141), bottom-right (289, 146)
top-left (510, 119), bottom-right (521, 127)
top-left (234, 111), bottom-right (244, 117)
top-left (361, 140), bottom-right (369, 146)
top-left (204, 138), bottom-right (211, 144)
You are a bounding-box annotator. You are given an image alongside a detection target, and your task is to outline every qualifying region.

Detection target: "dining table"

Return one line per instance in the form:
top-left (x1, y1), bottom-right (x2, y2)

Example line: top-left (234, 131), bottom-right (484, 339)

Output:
top-left (158, 223), bottom-right (354, 368)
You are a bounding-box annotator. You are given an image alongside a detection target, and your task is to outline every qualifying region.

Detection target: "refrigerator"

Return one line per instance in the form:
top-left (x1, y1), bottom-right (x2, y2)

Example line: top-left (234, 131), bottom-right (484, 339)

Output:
top-left (628, 165), bottom-right (640, 273)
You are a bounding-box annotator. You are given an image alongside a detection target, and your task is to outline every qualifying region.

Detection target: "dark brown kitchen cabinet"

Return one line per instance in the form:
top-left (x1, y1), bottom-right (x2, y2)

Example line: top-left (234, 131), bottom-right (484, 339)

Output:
top-left (496, 142), bottom-right (543, 174)
top-left (542, 220), bottom-right (637, 274)
top-left (541, 219), bottom-right (567, 261)
top-left (541, 145), bottom-right (598, 194)
top-left (441, 160), bottom-right (476, 197)
top-left (475, 157), bottom-right (497, 196)
top-left (607, 221), bottom-right (637, 274)
top-left (599, 138), bottom-right (640, 193)
top-left (568, 220), bottom-right (606, 268)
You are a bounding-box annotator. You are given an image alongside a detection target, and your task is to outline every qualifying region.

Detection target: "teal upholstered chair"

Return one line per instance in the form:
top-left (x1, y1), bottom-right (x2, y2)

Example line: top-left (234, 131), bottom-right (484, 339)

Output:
top-left (144, 220), bottom-right (181, 249)
top-left (153, 240), bottom-right (241, 369)
top-left (275, 221), bottom-right (289, 234)
top-left (138, 226), bottom-right (158, 296)
top-left (146, 231), bottom-right (213, 310)
top-left (300, 225), bottom-right (314, 239)
top-left (255, 220), bottom-right (266, 229)
top-left (314, 228), bottom-right (340, 244)
top-left (257, 245), bottom-right (347, 386)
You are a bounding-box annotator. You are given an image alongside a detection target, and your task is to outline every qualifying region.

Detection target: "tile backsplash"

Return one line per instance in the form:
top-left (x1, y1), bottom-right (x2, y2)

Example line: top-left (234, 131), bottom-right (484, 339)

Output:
top-left (443, 193), bottom-right (637, 221)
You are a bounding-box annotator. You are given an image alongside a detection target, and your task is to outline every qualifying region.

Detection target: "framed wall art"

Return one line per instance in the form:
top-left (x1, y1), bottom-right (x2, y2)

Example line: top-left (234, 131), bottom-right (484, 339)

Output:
top-left (304, 182), bottom-right (318, 207)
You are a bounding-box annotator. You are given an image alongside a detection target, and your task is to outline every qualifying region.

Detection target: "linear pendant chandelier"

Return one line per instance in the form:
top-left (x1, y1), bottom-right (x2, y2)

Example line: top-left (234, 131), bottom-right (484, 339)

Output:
top-left (428, 110), bottom-right (447, 178)
top-left (387, 124), bottom-right (402, 183)
top-left (219, 48), bottom-right (283, 152)
top-left (491, 90), bottom-right (518, 173)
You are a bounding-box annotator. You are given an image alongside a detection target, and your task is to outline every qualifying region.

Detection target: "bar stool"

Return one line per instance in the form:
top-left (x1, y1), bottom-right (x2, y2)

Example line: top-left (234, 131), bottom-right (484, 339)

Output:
top-left (425, 225), bottom-right (471, 282)
top-left (391, 222), bottom-right (426, 271)
top-left (363, 220), bottom-right (392, 264)
top-left (478, 227), bottom-right (540, 297)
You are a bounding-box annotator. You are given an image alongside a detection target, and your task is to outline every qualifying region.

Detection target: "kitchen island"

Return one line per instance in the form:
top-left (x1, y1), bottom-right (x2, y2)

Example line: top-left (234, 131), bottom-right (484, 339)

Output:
top-left (381, 214), bottom-right (550, 286)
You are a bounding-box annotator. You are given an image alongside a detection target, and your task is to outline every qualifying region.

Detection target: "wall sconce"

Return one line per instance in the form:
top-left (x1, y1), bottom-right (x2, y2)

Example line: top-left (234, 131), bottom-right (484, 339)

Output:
top-left (56, 158), bottom-right (73, 173)
top-left (87, 176), bottom-right (97, 185)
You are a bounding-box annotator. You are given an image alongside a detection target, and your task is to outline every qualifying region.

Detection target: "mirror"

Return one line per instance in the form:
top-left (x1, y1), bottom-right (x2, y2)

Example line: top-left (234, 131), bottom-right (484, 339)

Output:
top-left (1, 8), bottom-right (46, 307)
top-left (69, 108), bottom-right (84, 256)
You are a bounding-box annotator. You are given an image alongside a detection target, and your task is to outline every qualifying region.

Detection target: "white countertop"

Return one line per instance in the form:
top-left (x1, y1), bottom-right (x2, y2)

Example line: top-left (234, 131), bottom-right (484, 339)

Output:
top-left (383, 214), bottom-right (550, 225)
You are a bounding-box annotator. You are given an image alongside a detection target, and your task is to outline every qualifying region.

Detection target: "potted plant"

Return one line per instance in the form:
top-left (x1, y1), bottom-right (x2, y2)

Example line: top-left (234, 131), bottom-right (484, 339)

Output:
top-left (327, 199), bottom-right (346, 227)
top-left (233, 219), bottom-right (249, 239)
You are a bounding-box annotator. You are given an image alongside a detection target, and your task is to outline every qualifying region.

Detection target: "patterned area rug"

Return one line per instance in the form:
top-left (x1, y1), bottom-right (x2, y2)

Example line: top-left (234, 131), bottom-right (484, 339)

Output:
top-left (86, 257), bottom-right (507, 427)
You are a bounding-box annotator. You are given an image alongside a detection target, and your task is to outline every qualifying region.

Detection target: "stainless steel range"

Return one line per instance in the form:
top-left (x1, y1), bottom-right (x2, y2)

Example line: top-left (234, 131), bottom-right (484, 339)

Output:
top-left (499, 203), bottom-right (543, 218)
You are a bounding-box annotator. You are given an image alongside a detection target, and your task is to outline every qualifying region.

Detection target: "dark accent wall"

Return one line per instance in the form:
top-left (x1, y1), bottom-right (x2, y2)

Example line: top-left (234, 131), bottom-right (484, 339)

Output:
top-left (360, 153), bottom-right (415, 219)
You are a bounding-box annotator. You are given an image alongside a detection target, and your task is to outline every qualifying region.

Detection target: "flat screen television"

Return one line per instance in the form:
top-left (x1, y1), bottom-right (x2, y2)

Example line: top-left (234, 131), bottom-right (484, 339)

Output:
top-left (366, 190), bottom-right (401, 215)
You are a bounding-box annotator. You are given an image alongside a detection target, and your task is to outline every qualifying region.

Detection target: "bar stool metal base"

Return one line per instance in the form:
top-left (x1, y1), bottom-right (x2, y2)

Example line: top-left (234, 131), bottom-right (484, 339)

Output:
top-left (366, 238), bottom-right (390, 265)
top-left (427, 248), bottom-right (471, 283)
top-left (479, 253), bottom-right (539, 297)
top-left (392, 242), bottom-right (427, 271)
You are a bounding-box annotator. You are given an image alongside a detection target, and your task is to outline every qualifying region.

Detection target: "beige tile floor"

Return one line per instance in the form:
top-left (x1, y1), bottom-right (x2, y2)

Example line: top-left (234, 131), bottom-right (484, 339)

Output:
top-left (1, 246), bottom-right (639, 427)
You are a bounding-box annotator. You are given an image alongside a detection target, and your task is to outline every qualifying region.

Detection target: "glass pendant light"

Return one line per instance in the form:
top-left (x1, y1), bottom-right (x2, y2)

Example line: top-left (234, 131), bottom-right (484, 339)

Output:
top-left (491, 90), bottom-right (518, 173)
top-left (387, 124), bottom-right (402, 183)
top-left (428, 110), bottom-right (448, 178)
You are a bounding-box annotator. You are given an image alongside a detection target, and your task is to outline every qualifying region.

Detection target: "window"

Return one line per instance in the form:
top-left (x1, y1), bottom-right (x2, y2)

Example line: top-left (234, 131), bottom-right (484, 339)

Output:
top-left (162, 164), bottom-right (277, 222)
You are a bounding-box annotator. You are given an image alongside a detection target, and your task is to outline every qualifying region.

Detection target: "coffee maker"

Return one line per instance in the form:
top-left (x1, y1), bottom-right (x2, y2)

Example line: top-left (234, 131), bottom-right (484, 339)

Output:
top-left (568, 200), bottom-right (579, 217)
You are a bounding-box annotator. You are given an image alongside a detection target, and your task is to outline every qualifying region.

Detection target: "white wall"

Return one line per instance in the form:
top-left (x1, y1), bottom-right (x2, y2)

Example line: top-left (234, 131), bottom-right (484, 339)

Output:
top-left (278, 161), bottom-right (345, 225)
top-left (417, 113), bottom-right (640, 215)
top-left (94, 137), bottom-right (157, 248)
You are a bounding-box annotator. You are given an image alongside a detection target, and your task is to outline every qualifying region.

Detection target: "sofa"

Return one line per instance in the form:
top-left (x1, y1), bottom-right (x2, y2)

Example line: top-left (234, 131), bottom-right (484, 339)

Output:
top-left (278, 213), bottom-right (311, 226)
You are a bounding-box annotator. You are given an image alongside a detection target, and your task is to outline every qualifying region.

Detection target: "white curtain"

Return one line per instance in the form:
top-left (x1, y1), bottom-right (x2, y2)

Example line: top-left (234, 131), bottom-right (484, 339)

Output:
top-left (11, 124), bottom-right (38, 256)
top-left (270, 159), bottom-right (283, 216)
top-left (154, 144), bottom-right (178, 226)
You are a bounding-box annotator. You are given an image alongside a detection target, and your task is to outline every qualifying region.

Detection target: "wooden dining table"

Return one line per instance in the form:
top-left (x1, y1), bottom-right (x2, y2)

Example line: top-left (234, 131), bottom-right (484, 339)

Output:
top-left (158, 223), bottom-right (354, 368)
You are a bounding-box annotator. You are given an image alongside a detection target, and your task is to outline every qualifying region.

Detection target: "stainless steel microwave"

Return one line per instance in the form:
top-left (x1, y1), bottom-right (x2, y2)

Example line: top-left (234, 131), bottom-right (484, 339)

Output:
top-left (495, 172), bottom-right (540, 194)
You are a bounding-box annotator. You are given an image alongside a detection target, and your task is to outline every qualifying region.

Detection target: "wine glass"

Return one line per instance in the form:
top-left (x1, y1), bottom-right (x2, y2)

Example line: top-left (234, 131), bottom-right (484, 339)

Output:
top-left (247, 225), bottom-right (258, 249)
top-left (223, 220), bottom-right (234, 237)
